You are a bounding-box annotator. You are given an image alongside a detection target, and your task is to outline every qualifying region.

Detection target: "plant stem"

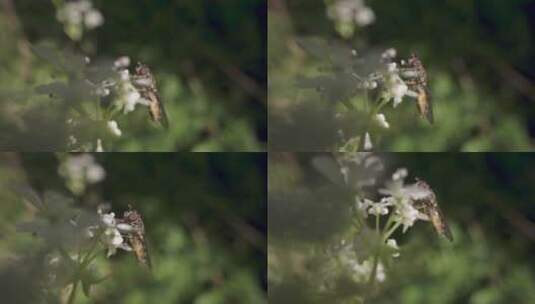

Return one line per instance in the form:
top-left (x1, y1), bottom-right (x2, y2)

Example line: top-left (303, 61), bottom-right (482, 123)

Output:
top-left (375, 214), bottom-right (380, 234)
top-left (383, 221), bottom-right (402, 242)
top-left (367, 214), bottom-right (382, 290)
top-left (95, 98), bottom-right (101, 120)
top-left (67, 280), bottom-right (78, 304)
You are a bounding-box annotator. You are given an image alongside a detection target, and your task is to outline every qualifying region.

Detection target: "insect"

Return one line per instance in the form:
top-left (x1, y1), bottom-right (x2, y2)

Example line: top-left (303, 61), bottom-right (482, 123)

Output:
top-left (413, 179), bottom-right (453, 241)
top-left (119, 205), bottom-right (152, 270)
top-left (400, 54), bottom-right (434, 124)
top-left (132, 62), bottom-right (169, 129)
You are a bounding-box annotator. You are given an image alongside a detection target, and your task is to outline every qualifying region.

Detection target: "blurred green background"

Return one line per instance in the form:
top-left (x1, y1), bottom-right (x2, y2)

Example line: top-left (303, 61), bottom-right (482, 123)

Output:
top-left (0, 0), bottom-right (266, 151)
top-left (268, 0), bottom-right (535, 151)
top-left (268, 153), bottom-right (535, 304)
top-left (0, 153), bottom-right (266, 303)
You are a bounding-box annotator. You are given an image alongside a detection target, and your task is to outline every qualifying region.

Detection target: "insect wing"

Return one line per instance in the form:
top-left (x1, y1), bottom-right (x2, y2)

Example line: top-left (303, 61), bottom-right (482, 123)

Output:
top-left (416, 86), bottom-right (434, 124)
top-left (128, 230), bottom-right (152, 270)
top-left (147, 89), bottom-right (169, 129)
top-left (133, 64), bottom-right (169, 129)
top-left (123, 208), bottom-right (152, 270)
top-left (428, 203), bottom-right (453, 241)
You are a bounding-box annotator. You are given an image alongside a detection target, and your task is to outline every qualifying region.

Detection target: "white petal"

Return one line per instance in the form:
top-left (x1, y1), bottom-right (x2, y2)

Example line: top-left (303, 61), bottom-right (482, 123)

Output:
top-left (86, 165), bottom-right (105, 183)
top-left (392, 168), bottom-right (408, 181)
top-left (101, 213), bottom-right (116, 226)
top-left (363, 132), bottom-right (373, 150)
top-left (114, 56), bottom-right (131, 69)
top-left (107, 120), bottom-right (122, 137)
top-left (84, 9), bottom-right (104, 29)
top-left (375, 113), bottom-right (390, 129)
top-left (96, 138), bottom-right (104, 152)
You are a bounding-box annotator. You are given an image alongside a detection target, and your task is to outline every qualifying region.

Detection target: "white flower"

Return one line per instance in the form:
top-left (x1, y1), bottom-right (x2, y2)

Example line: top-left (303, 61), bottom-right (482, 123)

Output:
top-left (386, 239), bottom-right (400, 257)
top-left (377, 168), bottom-right (430, 233)
top-left (118, 69), bottom-right (130, 81)
top-left (346, 258), bottom-right (386, 283)
top-left (356, 197), bottom-right (393, 217)
top-left (395, 198), bottom-right (427, 233)
top-left (375, 262), bottom-right (386, 282)
top-left (368, 204), bottom-right (388, 216)
top-left (114, 56), bottom-right (131, 69)
top-left (392, 168), bottom-right (408, 181)
top-left (96, 138), bottom-right (104, 152)
top-left (107, 120), bottom-right (122, 137)
top-left (375, 113), bottom-right (390, 129)
top-left (391, 80), bottom-right (408, 107)
top-left (115, 81), bottom-right (146, 114)
top-left (386, 62), bottom-right (397, 73)
top-left (57, 3), bottom-right (83, 25)
top-left (124, 89), bottom-right (141, 112)
top-left (84, 9), bottom-right (104, 29)
top-left (382, 61), bottom-right (409, 107)
top-left (363, 132), bottom-right (373, 150)
top-left (382, 48), bottom-right (397, 60)
top-left (327, 0), bottom-right (375, 27)
top-left (95, 86), bottom-right (110, 97)
top-left (86, 163), bottom-right (105, 183)
top-left (56, 0), bottom-right (104, 33)
top-left (327, 0), bottom-right (363, 23)
top-left (59, 154), bottom-right (105, 194)
top-left (354, 6), bottom-right (375, 26)
top-left (370, 197), bottom-right (394, 216)
top-left (68, 135), bottom-right (77, 146)
top-left (76, 0), bottom-right (92, 12)
top-left (101, 212), bottom-right (116, 227)
top-left (98, 211), bottom-right (133, 257)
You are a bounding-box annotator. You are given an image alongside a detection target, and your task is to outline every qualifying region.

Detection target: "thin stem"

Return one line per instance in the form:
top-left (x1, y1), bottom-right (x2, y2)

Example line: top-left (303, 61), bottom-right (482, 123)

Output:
top-left (367, 214), bottom-right (382, 290)
top-left (95, 98), bottom-right (102, 120)
top-left (67, 280), bottom-right (78, 304)
top-left (383, 221), bottom-right (402, 243)
top-left (81, 230), bottom-right (103, 268)
top-left (341, 99), bottom-right (355, 111)
top-left (375, 214), bottom-right (380, 234)
top-left (358, 95), bottom-right (391, 151)
top-left (382, 212), bottom-right (394, 235)
top-left (372, 97), bottom-right (390, 117)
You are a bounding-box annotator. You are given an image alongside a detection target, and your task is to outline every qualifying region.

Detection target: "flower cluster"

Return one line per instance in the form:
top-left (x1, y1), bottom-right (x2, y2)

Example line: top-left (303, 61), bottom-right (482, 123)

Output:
top-left (342, 48), bottom-right (431, 150)
top-left (112, 57), bottom-right (151, 115)
top-left (326, 0), bottom-right (375, 38)
top-left (65, 55), bottom-right (154, 151)
top-left (339, 248), bottom-right (386, 283)
top-left (357, 168), bottom-right (432, 233)
top-left (91, 207), bottom-right (133, 257)
top-left (338, 152), bottom-right (384, 190)
top-left (56, 0), bottom-right (104, 41)
top-left (330, 163), bottom-right (440, 287)
top-left (58, 154), bottom-right (105, 195)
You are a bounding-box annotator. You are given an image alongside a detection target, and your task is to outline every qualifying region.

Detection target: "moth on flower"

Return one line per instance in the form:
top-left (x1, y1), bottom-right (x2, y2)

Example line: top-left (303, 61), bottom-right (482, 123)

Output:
top-left (117, 204), bottom-right (152, 270)
top-left (412, 179), bottom-right (453, 241)
top-left (132, 62), bottom-right (169, 129)
top-left (400, 53), bottom-right (433, 124)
